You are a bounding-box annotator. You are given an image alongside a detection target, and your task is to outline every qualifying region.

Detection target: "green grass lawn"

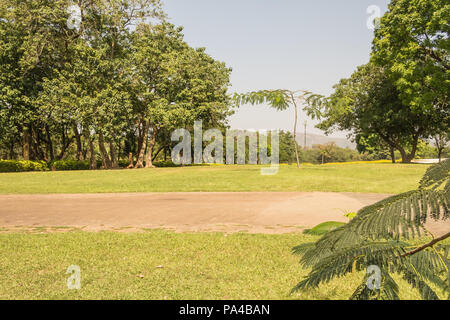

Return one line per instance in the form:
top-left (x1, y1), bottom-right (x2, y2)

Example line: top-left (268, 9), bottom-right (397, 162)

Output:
top-left (0, 230), bottom-right (434, 300)
top-left (0, 163), bottom-right (429, 194)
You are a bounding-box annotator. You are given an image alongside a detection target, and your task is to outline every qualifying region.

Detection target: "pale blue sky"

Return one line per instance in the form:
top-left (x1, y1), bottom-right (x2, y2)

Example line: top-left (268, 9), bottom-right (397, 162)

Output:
top-left (163, 0), bottom-right (389, 137)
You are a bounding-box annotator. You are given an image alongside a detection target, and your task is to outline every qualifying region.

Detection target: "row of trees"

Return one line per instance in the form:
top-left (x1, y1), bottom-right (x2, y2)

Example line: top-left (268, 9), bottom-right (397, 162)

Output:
top-left (234, 0), bottom-right (448, 164)
top-left (0, 0), bottom-right (233, 169)
top-left (305, 0), bottom-right (449, 163)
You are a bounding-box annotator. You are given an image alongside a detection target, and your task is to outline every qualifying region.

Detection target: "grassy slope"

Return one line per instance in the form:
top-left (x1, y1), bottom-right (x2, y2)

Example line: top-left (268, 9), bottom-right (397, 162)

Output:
top-left (0, 230), bottom-right (431, 300)
top-left (0, 163), bottom-right (428, 194)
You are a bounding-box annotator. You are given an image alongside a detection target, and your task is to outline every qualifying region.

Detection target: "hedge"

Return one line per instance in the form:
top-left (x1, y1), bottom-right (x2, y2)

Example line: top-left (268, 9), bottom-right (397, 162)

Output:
top-left (0, 160), bottom-right (49, 172)
top-left (0, 159), bottom-right (206, 172)
top-left (50, 160), bottom-right (91, 171)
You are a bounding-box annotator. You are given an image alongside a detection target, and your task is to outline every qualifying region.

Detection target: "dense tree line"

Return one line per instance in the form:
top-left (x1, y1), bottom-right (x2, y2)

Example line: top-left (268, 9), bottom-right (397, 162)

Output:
top-left (0, 0), bottom-right (233, 168)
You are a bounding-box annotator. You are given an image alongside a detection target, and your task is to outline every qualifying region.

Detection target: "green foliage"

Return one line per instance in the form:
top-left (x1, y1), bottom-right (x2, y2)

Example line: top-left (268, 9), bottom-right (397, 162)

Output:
top-left (233, 90), bottom-right (291, 111)
top-left (345, 212), bottom-right (357, 220)
top-left (279, 130), bottom-right (298, 164)
top-left (302, 143), bottom-right (366, 164)
top-left (303, 222), bottom-right (347, 236)
top-left (0, 160), bottom-right (48, 172)
top-left (305, 64), bottom-right (442, 163)
top-left (304, 0), bottom-right (449, 164)
top-left (372, 0), bottom-right (449, 117)
top-left (51, 160), bottom-right (91, 171)
top-left (292, 160), bottom-right (450, 300)
top-left (0, 1), bottom-right (232, 169)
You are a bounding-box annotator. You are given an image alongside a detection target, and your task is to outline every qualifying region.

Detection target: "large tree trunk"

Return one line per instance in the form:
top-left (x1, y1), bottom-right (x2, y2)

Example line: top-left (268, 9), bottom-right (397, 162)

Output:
top-left (45, 125), bottom-right (54, 161)
top-left (127, 152), bottom-right (134, 168)
top-left (397, 146), bottom-right (409, 163)
top-left (390, 146), bottom-right (396, 164)
top-left (31, 125), bottom-right (45, 160)
top-left (109, 140), bottom-right (119, 168)
top-left (89, 137), bottom-right (97, 170)
top-left (135, 119), bottom-right (149, 168)
top-left (145, 126), bottom-right (157, 168)
top-left (400, 133), bottom-right (420, 163)
top-left (378, 132), bottom-right (417, 163)
top-left (98, 132), bottom-right (112, 169)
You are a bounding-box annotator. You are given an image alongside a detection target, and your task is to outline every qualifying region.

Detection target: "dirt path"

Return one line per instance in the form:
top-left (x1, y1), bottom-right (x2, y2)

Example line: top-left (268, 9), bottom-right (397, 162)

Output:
top-left (0, 192), bottom-right (447, 235)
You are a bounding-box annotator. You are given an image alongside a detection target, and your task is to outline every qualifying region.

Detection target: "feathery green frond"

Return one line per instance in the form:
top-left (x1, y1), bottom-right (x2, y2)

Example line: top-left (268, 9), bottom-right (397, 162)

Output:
top-left (292, 160), bottom-right (450, 300)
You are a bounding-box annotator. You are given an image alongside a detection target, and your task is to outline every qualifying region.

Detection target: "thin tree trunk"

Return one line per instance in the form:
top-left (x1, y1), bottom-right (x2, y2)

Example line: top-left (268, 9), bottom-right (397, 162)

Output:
top-left (135, 120), bottom-right (149, 168)
top-left (23, 126), bottom-right (31, 160)
top-left (290, 93), bottom-right (301, 169)
top-left (45, 125), bottom-right (54, 161)
top-left (89, 137), bottom-right (97, 170)
top-left (434, 136), bottom-right (443, 163)
top-left (73, 124), bottom-right (83, 161)
top-left (145, 126), bottom-right (157, 168)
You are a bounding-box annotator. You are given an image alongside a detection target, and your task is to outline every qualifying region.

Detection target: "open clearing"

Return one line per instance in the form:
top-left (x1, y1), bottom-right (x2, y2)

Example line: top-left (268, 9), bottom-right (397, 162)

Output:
top-left (0, 163), bottom-right (429, 194)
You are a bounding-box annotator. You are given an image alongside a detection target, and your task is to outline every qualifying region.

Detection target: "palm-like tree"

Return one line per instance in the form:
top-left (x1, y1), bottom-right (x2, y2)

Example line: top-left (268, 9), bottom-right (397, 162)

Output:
top-left (234, 90), bottom-right (314, 168)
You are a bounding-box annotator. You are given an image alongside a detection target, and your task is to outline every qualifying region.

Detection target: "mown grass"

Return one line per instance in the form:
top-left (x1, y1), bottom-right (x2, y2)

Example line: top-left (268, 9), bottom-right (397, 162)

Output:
top-left (0, 163), bottom-right (429, 194)
top-left (0, 230), bottom-right (437, 300)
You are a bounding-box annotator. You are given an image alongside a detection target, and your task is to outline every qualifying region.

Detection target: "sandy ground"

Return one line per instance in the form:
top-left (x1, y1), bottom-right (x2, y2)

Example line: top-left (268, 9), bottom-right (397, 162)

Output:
top-left (0, 192), bottom-right (448, 235)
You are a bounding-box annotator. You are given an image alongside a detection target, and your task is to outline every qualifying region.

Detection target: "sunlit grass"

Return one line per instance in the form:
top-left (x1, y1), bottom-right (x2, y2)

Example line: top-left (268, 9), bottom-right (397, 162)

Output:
top-left (0, 163), bottom-right (429, 194)
top-left (0, 230), bottom-right (434, 300)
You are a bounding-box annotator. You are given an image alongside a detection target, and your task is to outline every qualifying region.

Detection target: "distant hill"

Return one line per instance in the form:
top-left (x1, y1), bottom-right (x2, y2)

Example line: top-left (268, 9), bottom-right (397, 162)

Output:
top-left (295, 133), bottom-right (356, 149)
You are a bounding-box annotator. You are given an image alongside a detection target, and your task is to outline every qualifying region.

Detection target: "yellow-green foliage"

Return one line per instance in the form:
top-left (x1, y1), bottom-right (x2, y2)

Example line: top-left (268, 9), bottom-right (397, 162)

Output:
top-left (0, 160), bottom-right (49, 172)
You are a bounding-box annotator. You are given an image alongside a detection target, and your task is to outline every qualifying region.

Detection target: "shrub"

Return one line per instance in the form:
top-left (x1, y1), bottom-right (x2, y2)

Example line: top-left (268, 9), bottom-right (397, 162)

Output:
top-left (0, 160), bottom-right (49, 172)
top-left (50, 160), bottom-right (90, 171)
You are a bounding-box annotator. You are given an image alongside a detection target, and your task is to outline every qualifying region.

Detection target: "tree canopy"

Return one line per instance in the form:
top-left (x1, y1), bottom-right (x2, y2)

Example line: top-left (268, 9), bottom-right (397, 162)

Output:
top-left (0, 0), bottom-right (233, 168)
top-left (304, 0), bottom-right (449, 163)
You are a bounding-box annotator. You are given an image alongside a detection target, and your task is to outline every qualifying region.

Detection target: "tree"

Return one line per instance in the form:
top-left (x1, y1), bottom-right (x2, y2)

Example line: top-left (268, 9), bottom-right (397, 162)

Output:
top-left (0, 0), bottom-right (164, 166)
top-left (279, 130), bottom-right (298, 164)
top-left (372, 0), bottom-right (449, 124)
top-left (130, 23), bottom-right (232, 168)
top-left (356, 134), bottom-right (394, 163)
top-left (233, 90), bottom-right (313, 168)
top-left (0, 1), bottom-right (233, 168)
top-left (434, 133), bottom-right (450, 163)
top-left (305, 64), bottom-right (441, 163)
top-left (292, 159), bottom-right (450, 300)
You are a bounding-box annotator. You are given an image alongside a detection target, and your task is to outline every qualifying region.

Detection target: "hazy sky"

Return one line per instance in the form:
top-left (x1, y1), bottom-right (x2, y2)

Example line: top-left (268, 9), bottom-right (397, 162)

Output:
top-left (163, 0), bottom-right (390, 137)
